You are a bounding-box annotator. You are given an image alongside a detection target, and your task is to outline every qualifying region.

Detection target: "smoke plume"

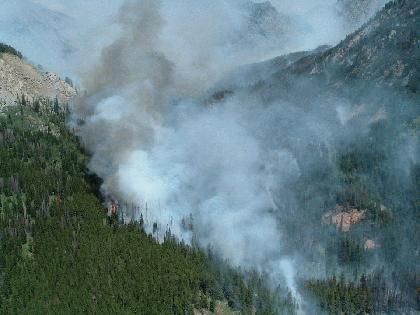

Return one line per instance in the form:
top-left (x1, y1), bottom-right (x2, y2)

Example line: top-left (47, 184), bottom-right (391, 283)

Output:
top-left (71, 0), bottom-right (394, 312)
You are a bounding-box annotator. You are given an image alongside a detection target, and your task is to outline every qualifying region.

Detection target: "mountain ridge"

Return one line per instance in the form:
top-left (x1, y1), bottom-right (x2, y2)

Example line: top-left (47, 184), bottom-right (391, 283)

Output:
top-left (269, 0), bottom-right (420, 95)
top-left (215, 0), bottom-right (419, 103)
top-left (0, 51), bottom-right (76, 106)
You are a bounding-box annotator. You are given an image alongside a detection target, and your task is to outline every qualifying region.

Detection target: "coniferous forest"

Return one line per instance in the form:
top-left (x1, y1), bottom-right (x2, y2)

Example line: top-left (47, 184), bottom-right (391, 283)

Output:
top-left (1, 90), bottom-right (417, 315)
top-left (0, 99), bottom-right (296, 314)
top-left (0, 1), bottom-right (419, 314)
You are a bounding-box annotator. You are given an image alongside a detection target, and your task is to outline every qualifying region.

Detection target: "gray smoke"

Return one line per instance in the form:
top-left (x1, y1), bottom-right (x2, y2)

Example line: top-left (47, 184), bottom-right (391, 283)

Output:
top-left (0, 0), bottom-right (122, 77)
top-left (0, 0), bottom-right (384, 77)
top-left (71, 0), bottom-right (391, 312)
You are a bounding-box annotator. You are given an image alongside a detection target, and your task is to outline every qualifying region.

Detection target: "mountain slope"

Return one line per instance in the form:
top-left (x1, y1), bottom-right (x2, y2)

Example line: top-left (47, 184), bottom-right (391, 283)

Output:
top-left (0, 1), bottom-right (418, 314)
top-left (248, 0), bottom-right (414, 96)
top-left (0, 51), bottom-right (76, 105)
top-left (0, 43), bottom-right (296, 315)
top-left (217, 0), bottom-right (419, 101)
top-left (0, 99), bottom-right (295, 314)
top-left (337, 0), bottom-right (388, 27)
top-left (291, 0), bottom-right (420, 92)
top-left (210, 1), bottom-right (419, 313)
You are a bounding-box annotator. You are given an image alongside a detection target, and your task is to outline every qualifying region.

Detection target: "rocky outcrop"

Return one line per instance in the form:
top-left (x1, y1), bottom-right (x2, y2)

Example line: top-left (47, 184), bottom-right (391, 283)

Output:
top-left (0, 53), bottom-right (76, 105)
top-left (322, 205), bottom-right (366, 232)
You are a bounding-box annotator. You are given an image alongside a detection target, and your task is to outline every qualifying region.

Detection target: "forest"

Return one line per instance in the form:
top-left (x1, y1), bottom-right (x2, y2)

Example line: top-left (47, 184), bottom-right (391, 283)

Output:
top-left (1, 92), bottom-right (417, 315)
top-left (0, 97), bottom-right (297, 314)
top-left (0, 0), bottom-right (419, 312)
top-left (293, 96), bottom-right (420, 313)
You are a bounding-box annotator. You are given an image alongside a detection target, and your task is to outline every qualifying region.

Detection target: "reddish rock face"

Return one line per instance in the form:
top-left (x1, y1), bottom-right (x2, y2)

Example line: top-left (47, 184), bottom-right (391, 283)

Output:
top-left (322, 205), bottom-right (366, 232)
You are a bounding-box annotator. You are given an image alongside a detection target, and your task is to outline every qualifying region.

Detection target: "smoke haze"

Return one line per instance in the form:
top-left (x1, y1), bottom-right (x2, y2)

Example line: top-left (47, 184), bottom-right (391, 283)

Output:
top-left (68, 1), bottom-right (398, 312)
top-left (0, 0), bottom-right (385, 78)
top-left (2, 0), bottom-right (406, 312)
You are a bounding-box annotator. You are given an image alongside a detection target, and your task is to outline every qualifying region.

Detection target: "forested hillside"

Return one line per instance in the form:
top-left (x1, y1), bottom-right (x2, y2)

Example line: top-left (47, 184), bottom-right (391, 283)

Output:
top-left (0, 99), bottom-right (296, 314)
top-left (212, 1), bottom-right (419, 313)
top-left (0, 0), bottom-right (419, 314)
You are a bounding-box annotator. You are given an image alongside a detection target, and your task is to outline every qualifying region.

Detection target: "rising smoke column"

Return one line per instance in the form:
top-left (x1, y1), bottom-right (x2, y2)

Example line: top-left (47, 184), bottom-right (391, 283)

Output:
top-left (73, 0), bottom-right (390, 312)
top-left (74, 0), bottom-right (306, 307)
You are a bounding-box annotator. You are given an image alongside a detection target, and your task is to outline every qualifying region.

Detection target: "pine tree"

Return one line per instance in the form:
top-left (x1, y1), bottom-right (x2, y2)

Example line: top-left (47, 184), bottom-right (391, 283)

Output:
top-left (53, 96), bottom-right (60, 114)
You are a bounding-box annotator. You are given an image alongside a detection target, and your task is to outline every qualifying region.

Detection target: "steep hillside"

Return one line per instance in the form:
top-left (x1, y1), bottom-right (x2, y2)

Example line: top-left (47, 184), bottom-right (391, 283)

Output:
top-left (0, 101), bottom-right (295, 314)
top-left (219, 0), bottom-right (419, 100)
top-left (212, 45), bottom-right (330, 93)
top-left (0, 1), bottom-right (418, 314)
top-left (337, 0), bottom-right (388, 27)
top-left (210, 1), bottom-right (419, 313)
top-left (291, 0), bottom-right (420, 92)
top-left (0, 51), bottom-right (76, 105)
top-left (0, 42), bottom-right (296, 314)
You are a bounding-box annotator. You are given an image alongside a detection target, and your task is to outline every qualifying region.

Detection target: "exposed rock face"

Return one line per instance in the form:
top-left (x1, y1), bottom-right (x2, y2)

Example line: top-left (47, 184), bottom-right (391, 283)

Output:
top-left (322, 205), bottom-right (366, 232)
top-left (0, 53), bottom-right (76, 105)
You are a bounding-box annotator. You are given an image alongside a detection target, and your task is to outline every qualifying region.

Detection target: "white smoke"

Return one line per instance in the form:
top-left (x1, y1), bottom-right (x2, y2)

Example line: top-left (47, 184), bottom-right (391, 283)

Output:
top-left (0, 0), bottom-right (405, 312)
top-left (65, 0), bottom-right (387, 311)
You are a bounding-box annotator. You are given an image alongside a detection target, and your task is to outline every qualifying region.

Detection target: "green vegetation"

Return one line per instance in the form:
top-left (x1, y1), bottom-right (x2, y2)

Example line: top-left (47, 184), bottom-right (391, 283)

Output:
top-left (305, 269), bottom-right (416, 314)
top-left (0, 100), bottom-right (295, 314)
top-left (0, 43), bottom-right (23, 59)
top-left (294, 110), bottom-right (419, 313)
